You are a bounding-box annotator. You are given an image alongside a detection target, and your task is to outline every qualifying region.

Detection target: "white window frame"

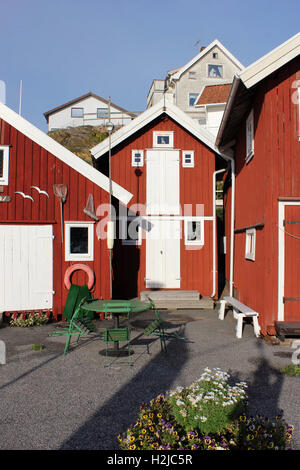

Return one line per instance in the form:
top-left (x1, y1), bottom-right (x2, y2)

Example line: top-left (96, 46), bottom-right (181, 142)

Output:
top-left (245, 228), bottom-right (256, 261)
top-left (121, 218), bottom-right (142, 246)
top-left (208, 64), bottom-right (223, 78)
top-left (131, 150), bottom-right (144, 167)
top-left (65, 221), bottom-right (94, 261)
top-left (188, 93), bottom-right (199, 107)
top-left (153, 131), bottom-right (174, 148)
top-left (0, 145), bottom-right (9, 185)
top-left (246, 109), bottom-right (254, 163)
top-left (182, 150), bottom-right (194, 168)
top-left (184, 218), bottom-right (204, 246)
top-left (189, 71), bottom-right (196, 79)
top-left (71, 107), bottom-right (84, 118)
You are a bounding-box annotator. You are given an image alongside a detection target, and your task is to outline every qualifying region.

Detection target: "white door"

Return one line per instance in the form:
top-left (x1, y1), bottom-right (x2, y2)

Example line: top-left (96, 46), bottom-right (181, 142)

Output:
top-left (0, 225), bottom-right (53, 311)
top-left (146, 150), bottom-right (180, 215)
top-left (146, 219), bottom-right (181, 288)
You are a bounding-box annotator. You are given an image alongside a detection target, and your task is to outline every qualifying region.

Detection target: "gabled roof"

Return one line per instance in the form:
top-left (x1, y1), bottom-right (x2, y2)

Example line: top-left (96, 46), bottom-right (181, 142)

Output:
top-left (169, 39), bottom-right (244, 80)
top-left (44, 92), bottom-right (136, 122)
top-left (216, 32), bottom-right (300, 148)
top-left (195, 84), bottom-right (232, 106)
top-left (0, 102), bottom-right (133, 205)
top-left (91, 99), bottom-right (220, 160)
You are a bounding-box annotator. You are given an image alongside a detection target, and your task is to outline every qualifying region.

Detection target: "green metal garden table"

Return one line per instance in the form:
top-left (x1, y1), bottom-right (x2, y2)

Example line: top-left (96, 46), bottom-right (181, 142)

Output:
top-left (81, 299), bottom-right (151, 354)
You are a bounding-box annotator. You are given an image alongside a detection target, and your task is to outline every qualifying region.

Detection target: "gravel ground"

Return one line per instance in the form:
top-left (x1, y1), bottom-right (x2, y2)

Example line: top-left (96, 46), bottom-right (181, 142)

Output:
top-left (0, 308), bottom-right (299, 450)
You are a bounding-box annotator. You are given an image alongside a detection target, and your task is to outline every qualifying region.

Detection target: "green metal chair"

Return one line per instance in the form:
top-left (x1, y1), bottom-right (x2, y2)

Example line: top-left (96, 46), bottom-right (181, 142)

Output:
top-left (102, 327), bottom-right (132, 366)
top-left (143, 297), bottom-right (186, 352)
top-left (49, 298), bottom-right (97, 354)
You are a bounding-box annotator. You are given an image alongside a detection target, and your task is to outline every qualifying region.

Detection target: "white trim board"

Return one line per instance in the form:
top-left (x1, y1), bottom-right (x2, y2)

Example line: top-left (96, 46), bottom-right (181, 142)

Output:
top-left (91, 100), bottom-right (219, 159)
top-left (240, 32), bottom-right (300, 89)
top-left (0, 102), bottom-right (133, 205)
top-left (278, 200), bottom-right (300, 321)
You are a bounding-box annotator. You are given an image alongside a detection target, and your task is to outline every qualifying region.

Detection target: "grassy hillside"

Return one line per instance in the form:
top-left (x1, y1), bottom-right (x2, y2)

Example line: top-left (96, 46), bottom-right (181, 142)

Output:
top-left (48, 125), bottom-right (111, 165)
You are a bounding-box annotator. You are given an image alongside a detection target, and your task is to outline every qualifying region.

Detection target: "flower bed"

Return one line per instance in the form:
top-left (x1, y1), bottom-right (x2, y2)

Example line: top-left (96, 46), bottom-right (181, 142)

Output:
top-left (9, 312), bottom-right (49, 327)
top-left (118, 368), bottom-right (294, 450)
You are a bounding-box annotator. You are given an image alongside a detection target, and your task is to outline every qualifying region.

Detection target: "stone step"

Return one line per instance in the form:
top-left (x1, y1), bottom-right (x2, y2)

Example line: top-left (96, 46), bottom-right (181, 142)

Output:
top-left (140, 290), bottom-right (200, 301)
top-left (150, 298), bottom-right (215, 310)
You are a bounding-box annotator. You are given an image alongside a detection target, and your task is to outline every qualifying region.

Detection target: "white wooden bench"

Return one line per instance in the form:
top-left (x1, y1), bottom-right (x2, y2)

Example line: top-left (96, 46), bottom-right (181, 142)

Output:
top-left (219, 296), bottom-right (261, 339)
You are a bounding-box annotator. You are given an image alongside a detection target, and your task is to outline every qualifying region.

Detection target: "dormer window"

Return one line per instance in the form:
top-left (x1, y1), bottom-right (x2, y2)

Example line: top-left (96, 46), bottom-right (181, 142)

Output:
top-left (153, 131), bottom-right (174, 148)
top-left (0, 146), bottom-right (9, 185)
top-left (132, 150), bottom-right (144, 167)
top-left (208, 64), bottom-right (223, 78)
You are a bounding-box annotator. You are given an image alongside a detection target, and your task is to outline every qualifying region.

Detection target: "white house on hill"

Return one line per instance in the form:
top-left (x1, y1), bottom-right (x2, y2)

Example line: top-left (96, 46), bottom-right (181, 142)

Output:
top-left (44, 92), bottom-right (136, 131)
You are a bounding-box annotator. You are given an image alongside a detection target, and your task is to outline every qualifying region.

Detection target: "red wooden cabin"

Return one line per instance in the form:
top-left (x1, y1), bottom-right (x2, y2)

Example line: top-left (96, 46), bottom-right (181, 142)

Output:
top-left (216, 32), bottom-right (300, 335)
top-left (0, 102), bottom-right (132, 319)
top-left (91, 101), bottom-right (224, 300)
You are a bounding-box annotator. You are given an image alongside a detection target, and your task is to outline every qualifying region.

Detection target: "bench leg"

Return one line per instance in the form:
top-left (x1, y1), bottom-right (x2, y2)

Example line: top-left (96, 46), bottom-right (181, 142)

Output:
top-left (236, 315), bottom-right (244, 339)
top-left (252, 316), bottom-right (261, 337)
top-left (218, 300), bottom-right (227, 320)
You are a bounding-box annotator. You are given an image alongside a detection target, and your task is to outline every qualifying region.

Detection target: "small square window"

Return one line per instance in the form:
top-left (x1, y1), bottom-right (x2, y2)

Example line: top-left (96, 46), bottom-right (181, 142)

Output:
top-left (208, 64), bottom-right (223, 78)
top-left (71, 107), bottom-right (84, 118)
top-left (153, 131), bottom-right (174, 148)
top-left (132, 150), bottom-right (144, 167)
top-left (182, 150), bottom-right (194, 168)
top-left (212, 52), bottom-right (218, 59)
top-left (185, 219), bottom-right (204, 245)
top-left (121, 218), bottom-right (142, 245)
top-left (188, 93), bottom-right (199, 106)
top-left (65, 222), bottom-right (94, 261)
top-left (189, 71), bottom-right (196, 79)
top-left (0, 146), bottom-right (9, 185)
top-left (245, 228), bottom-right (256, 261)
top-left (246, 110), bottom-right (254, 162)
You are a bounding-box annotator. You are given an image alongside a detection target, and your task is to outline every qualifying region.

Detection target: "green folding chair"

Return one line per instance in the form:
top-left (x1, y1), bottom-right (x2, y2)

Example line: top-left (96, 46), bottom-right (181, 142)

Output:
top-left (49, 298), bottom-right (97, 354)
top-left (143, 297), bottom-right (186, 353)
top-left (102, 327), bottom-right (132, 367)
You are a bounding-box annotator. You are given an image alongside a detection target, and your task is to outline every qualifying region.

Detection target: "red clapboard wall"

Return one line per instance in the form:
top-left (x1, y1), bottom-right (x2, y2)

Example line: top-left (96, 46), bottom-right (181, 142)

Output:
top-left (223, 55), bottom-right (300, 334)
top-left (0, 118), bottom-right (110, 318)
top-left (98, 114), bottom-right (216, 298)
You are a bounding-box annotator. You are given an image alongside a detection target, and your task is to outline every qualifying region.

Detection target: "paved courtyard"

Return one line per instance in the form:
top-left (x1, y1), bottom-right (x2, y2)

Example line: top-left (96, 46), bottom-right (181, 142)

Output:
top-left (0, 308), bottom-right (299, 450)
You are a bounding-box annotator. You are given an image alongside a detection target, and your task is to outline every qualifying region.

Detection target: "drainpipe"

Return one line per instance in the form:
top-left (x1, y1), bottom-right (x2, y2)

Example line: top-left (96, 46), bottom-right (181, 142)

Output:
top-left (211, 168), bottom-right (226, 298)
top-left (219, 152), bottom-right (235, 298)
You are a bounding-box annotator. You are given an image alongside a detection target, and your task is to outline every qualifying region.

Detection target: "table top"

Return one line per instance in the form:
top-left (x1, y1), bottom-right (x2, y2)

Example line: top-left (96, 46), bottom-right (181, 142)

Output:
top-left (81, 299), bottom-right (151, 314)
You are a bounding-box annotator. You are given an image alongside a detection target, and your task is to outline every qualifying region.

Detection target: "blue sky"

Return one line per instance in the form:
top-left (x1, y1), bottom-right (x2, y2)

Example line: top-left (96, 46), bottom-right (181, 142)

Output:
top-left (0, 0), bottom-right (299, 131)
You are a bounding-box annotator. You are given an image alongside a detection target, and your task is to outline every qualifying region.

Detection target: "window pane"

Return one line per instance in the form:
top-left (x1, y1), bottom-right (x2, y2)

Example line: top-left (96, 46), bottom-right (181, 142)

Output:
top-left (189, 93), bottom-right (198, 106)
top-left (208, 65), bottom-right (223, 77)
top-left (0, 150), bottom-right (3, 178)
top-left (188, 221), bottom-right (201, 240)
top-left (71, 108), bottom-right (83, 117)
top-left (157, 135), bottom-right (170, 145)
top-left (70, 227), bottom-right (88, 253)
top-left (97, 108), bottom-right (109, 118)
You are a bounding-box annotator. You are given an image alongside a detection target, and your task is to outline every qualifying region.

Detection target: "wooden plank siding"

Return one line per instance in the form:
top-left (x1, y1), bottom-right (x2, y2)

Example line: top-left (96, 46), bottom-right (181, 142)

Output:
top-left (0, 119), bottom-right (110, 318)
top-left (97, 114), bottom-right (216, 298)
top-left (224, 55), bottom-right (300, 334)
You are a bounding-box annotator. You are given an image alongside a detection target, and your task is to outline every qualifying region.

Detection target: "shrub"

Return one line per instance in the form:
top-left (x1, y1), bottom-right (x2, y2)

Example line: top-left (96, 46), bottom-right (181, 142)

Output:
top-left (118, 368), bottom-right (294, 450)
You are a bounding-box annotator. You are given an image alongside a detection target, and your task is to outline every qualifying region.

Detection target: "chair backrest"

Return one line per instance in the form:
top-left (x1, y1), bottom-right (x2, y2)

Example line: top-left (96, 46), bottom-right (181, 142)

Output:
top-left (147, 297), bottom-right (164, 324)
top-left (103, 328), bottom-right (130, 342)
top-left (144, 319), bottom-right (161, 336)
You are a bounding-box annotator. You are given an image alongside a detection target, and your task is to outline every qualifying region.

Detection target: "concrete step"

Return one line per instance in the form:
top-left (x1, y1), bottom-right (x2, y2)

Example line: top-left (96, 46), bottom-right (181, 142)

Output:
top-left (140, 290), bottom-right (200, 301)
top-left (149, 298), bottom-right (215, 310)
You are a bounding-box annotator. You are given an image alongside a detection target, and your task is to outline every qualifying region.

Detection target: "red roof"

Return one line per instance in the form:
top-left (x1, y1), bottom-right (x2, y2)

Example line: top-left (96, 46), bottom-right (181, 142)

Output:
top-left (195, 84), bottom-right (231, 106)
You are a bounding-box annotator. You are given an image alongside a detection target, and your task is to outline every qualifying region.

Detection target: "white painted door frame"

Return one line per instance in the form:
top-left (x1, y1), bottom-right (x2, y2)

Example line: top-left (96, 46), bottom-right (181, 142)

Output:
top-left (278, 201), bottom-right (300, 321)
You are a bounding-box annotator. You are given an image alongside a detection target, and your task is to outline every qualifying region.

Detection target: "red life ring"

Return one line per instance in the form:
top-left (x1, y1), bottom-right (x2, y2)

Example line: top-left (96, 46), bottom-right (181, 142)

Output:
top-left (64, 264), bottom-right (95, 290)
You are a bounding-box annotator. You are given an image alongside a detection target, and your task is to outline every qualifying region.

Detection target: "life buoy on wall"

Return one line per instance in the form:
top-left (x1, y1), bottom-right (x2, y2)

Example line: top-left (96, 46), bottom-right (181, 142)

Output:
top-left (64, 264), bottom-right (95, 290)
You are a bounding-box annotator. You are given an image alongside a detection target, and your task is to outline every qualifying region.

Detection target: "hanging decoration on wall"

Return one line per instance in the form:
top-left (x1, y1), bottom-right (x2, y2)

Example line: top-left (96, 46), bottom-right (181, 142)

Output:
top-left (83, 194), bottom-right (99, 221)
top-left (53, 184), bottom-right (68, 243)
top-left (15, 191), bottom-right (34, 202)
top-left (31, 186), bottom-right (49, 198)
